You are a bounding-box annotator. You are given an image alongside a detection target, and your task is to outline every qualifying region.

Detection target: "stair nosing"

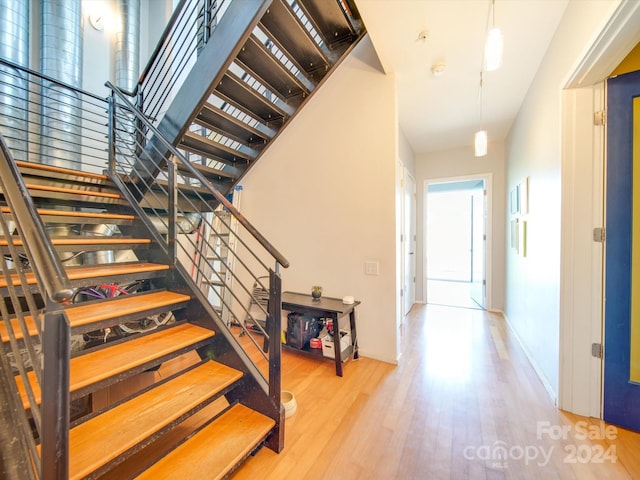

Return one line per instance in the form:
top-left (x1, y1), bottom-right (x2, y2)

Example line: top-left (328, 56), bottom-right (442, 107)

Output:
top-left (0, 262), bottom-right (169, 288)
top-left (25, 183), bottom-right (121, 199)
top-left (0, 238), bottom-right (151, 247)
top-left (0, 207), bottom-right (135, 221)
top-left (16, 160), bottom-right (109, 181)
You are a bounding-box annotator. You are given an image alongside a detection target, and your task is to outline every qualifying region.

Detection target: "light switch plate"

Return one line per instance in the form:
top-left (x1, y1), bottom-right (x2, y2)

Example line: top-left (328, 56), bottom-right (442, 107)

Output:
top-left (365, 260), bottom-right (379, 276)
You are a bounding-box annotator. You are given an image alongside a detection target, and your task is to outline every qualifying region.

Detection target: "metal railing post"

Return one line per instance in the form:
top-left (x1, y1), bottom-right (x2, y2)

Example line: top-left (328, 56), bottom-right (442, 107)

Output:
top-left (107, 94), bottom-right (116, 173)
top-left (267, 267), bottom-right (283, 451)
top-left (167, 157), bottom-right (178, 263)
top-left (203, 0), bottom-right (211, 44)
top-left (135, 89), bottom-right (145, 157)
top-left (40, 307), bottom-right (70, 480)
top-left (268, 268), bottom-right (282, 401)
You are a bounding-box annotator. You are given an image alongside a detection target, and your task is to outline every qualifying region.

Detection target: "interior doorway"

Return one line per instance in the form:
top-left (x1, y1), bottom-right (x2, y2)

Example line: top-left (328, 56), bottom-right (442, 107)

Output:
top-left (426, 178), bottom-right (487, 309)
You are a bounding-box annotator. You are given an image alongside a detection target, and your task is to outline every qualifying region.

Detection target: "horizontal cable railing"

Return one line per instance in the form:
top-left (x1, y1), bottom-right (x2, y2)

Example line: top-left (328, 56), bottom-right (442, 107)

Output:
top-left (0, 58), bottom-right (110, 175)
top-left (107, 82), bottom-right (287, 393)
top-left (0, 133), bottom-right (73, 479)
top-left (135, 0), bottom-right (232, 127)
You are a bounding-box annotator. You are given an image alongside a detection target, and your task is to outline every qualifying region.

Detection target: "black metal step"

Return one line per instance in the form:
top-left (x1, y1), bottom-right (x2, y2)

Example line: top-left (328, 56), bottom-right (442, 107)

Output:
top-left (236, 34), bottom-right (314, 106)
top-left (296, 0), bottom-right (360, 51)
top-left (176, 160), bottom-right (238, 184)
top-left (196, 102), bottom-right (275, 147)
top-left (179, 131), bottom-right (257, 166)
top-left (259, 0), bottom-right (332, 82)
top-left (216, 71), bottom-right (293, 124)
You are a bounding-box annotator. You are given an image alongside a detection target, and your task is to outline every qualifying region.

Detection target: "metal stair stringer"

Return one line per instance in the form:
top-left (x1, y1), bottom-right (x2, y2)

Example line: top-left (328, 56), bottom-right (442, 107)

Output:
top-left (132, 0), bottom-right (366, 206)
top-left (132, 0), bottom-right (272, 192)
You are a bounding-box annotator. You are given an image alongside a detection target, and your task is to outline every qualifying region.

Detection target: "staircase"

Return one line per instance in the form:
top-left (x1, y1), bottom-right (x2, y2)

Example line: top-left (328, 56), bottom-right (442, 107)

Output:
top-left (135, 0), bottom-right (364, 194)
top-left (0, 157), bottom-right (278, 479)
top-left (0, 0), bottom-right (365, 478)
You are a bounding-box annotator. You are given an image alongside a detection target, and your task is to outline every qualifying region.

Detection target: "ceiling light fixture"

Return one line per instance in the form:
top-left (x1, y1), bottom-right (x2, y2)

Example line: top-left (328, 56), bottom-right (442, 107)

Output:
top-left (474, 71), bottom-right (488, 157)
top-left (474, 130), bottom-right (488, 157)
top-left (484, 0), bottom-right (503, 71)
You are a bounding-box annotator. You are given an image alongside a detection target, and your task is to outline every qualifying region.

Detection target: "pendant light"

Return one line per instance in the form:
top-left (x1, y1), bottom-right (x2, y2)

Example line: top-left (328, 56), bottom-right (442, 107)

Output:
top-left (484, 0), bottom-right (503, 71)
top-left (474, 130), bottom-right (488, 157)
top-left (474, 71), bottom-right (487, 157)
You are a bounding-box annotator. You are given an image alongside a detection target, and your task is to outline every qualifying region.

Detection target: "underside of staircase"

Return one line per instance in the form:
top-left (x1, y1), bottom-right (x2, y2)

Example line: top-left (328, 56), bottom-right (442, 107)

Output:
top-left (0, 0), bottom-right (365, 478)
top-left (140, 0), bottom-right (365, 197)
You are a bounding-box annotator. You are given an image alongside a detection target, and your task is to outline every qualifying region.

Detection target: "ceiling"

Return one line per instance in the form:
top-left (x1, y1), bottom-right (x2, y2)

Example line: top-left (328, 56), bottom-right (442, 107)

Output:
top-left (355, 0), bottom-right (570, 155)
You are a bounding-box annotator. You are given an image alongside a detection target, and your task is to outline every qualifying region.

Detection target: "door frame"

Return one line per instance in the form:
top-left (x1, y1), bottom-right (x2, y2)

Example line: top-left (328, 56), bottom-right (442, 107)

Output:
top-left (558, 0), bottom-right (640, 417)
top-left (559, 83), bottom-right (605, 418)
top-left (423, 173), bottom-right (493, 310)
top-left (470, 187), bottom-right (487, 309)
top-left (401, 167), bottom-right (417, 317)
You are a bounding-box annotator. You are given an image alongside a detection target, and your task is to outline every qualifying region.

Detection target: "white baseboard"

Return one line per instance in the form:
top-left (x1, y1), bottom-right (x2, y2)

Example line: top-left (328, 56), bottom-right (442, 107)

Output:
top-left (358, 350), bottom-right (399, 365)
top-left (500, 310), bottom-right (558, 406)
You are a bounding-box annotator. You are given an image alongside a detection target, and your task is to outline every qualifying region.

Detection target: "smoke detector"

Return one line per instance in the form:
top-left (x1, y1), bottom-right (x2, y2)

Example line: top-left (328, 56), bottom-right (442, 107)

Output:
top-left (431, 62), bottom-right (446, 77)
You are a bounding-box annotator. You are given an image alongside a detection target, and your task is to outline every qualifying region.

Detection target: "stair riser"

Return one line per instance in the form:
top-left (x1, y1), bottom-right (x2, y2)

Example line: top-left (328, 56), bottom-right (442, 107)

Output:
top-left (69, 335), bottom-right (215, 403)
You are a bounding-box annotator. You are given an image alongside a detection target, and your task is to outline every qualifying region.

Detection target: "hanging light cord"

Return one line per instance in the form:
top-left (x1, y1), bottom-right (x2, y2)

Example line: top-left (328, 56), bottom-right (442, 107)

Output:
top-left (478, 71), bottom-right (484, 126)
top-left (491, 0), bottom-right (496, 29)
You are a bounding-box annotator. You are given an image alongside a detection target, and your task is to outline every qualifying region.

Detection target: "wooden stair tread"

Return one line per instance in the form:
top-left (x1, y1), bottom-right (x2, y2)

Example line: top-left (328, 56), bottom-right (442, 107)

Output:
top-left (16, 323), bottom-right (215, 408)
top-left (0, 291), bottom-right (191, 342)
top-left (0, 262), bottom-right (169, 288)
top-left (66, 291), bottom-right (191, 329)
top-left (0, 237), bottom-right (151, 247)
top-left (135, 404), bottom-right (275, 480)
top-left (0, 207), bottom-right (134, 221)
top-left (25, 184), bottom-right (121, 199)
top-left (0, 314), bottom-right (38, 342)
top-left (16, 160), bottom-right (109, 181)
top-left (95, 398), bottom-right (230, 480)
top-left (68, 361), bottom-right (242, 480)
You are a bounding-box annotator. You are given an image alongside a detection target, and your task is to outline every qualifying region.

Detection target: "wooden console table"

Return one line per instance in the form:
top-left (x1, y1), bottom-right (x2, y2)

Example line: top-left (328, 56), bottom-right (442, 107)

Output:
top-left (281, 291), bottom-right (360, 377)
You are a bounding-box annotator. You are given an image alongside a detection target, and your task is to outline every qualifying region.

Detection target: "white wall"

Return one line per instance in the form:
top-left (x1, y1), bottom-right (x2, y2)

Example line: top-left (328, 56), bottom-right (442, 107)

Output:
top-left (504, 0), bottom-right (623, 402)
top-left (415, 143), bottom-right (506, 310)
top-left (81, 0), bottom-right (171, 96)
top-left (239, 36), bottom-right (400, 364)
top-left (398, 128), bottom-right (416, 174)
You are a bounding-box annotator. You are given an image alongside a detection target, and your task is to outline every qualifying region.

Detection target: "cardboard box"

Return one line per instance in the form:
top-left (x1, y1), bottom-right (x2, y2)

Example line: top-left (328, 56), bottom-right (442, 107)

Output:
top-left (321, 330), bottom-right (352, 359)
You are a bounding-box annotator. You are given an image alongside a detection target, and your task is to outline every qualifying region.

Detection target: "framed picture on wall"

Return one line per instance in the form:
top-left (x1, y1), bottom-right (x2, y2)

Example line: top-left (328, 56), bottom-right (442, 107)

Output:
top-left (510, 186), bottom-right (520, 215)
top-left (519, 177), bottom-right (529, 215)
top-left (518, 220), bottom-right (527, 257)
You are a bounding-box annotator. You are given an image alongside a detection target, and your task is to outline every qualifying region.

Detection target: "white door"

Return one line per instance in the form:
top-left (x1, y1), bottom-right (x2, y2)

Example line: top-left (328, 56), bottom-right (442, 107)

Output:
top-left (403, 169), bottom-right (416, 316)
top-left (470, 186), bottom-right (486, 308)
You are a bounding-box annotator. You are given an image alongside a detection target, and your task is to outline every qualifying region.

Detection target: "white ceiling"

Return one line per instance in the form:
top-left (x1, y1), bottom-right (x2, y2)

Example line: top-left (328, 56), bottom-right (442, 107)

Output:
top-left (355, 0), bottom-right (570, 155)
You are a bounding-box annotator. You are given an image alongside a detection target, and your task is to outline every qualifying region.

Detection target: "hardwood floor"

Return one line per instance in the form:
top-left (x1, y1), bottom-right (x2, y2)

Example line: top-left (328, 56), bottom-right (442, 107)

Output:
top-left (232, 304), bottom-right (640, 479)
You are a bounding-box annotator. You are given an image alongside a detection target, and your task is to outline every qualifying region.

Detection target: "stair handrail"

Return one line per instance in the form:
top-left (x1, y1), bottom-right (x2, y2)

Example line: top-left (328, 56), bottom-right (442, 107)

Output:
top-left (106, 81), bottom-right (290, 269)
top-left (0, 57), bottom-right (106, 103)
top-left (0, 136), bottom-right (73, 302)
top-left (133, 0), bottom-right (190, 95)
top-left (119, 0), bottom-right (231, 127)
